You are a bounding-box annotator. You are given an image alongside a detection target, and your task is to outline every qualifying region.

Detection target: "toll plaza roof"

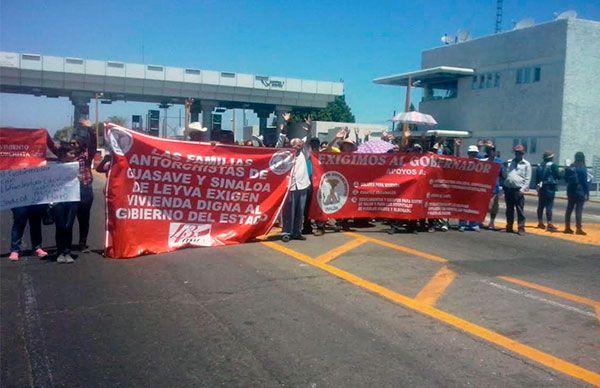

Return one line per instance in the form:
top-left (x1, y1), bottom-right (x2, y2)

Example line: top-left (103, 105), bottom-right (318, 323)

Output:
top-left (373, 66), bottom-right (474, 87)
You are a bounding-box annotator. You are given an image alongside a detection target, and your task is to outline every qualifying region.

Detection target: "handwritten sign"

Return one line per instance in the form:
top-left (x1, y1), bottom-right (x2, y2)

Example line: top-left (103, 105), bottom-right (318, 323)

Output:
top-left (0, 162), bottom-right (80, 210)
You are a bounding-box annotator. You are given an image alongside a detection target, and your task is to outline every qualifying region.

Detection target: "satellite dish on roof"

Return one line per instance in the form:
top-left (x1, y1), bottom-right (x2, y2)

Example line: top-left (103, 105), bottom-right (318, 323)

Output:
top-left (456, 29), bottom-right (471, 42)
top-left (440, 34), bottom-right (454, 44)
top-left (514, 18), bottom-right (535, 30)
top-left (555, 10), bottom-right (577, 20)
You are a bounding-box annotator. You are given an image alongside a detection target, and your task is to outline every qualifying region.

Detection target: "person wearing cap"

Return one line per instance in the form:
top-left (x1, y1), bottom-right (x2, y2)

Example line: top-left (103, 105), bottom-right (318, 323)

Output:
top-left (535, 151), bottom-right (561, 232)
top-left (564, 152), bottom-right (589, 235)
top-left (458, 145), bottom-right (483, 232)
top-left (480, 144), bottom-right (503, 230)
top-left (502, 144), bottom-right (532, 235)
top-left (72, 118), bottom-right (97, 167)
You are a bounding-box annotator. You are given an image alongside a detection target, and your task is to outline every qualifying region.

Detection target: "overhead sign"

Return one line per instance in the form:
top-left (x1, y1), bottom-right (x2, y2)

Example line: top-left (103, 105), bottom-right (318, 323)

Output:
top-left (0, 162), bottom-right (80, 210)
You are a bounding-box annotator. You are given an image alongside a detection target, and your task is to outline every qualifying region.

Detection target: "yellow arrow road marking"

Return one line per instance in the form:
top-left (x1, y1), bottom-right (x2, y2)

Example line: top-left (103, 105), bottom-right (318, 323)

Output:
top-left (414, 267), bottom-right (456, 306)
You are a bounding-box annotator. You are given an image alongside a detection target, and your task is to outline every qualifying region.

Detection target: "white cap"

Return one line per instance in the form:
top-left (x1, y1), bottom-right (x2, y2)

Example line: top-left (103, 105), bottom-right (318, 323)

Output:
top-left (468, 145), bottom-right (479, 153)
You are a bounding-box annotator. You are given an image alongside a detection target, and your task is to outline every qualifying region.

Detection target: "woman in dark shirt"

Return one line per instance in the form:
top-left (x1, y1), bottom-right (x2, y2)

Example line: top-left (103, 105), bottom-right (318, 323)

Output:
top-left (564, 152), bottom-right (590, 235)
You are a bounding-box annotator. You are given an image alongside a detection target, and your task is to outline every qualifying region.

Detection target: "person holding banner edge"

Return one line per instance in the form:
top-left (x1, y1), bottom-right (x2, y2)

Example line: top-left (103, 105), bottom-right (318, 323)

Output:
top-left (277, 113), bottom-right (311, 242)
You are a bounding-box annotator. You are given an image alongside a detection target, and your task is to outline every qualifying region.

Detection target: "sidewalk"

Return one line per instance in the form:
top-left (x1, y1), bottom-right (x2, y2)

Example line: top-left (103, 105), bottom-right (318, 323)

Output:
top-left (524, 190), bottom-right (600, 203)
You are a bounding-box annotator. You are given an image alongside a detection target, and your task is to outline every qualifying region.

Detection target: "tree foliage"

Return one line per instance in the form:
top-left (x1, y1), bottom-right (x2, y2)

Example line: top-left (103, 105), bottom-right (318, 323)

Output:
top-left (290, 95), bottom-right (355, 123)
top-left (106, 115), bottom-right (128, 126)
top-left (54, 126), bottom-right (73, 141)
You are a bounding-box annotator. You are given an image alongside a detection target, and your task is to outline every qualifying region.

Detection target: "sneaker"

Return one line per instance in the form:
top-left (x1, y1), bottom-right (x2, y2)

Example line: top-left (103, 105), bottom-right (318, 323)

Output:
top-left (313, 228), bottom-right (325, 236)
top-left (576, 229), bottom-right (587, 236)
top-left (472, 225), bottom-right (481, 232)
top-left (64, 255), bottom-right (75, 264)
top-left (292, 235), bottom-right (307, 241)
top-left (428, 227), bottom-right (435, 233)
top-left (506, 227), bottom-right (514, 233)
top-left (458, 226), bottom-right (465, 232)
top-left (57, 254), bottom-right (67, 263)
top-left (440, 224), bottom-right (449, 232)
top-left (9, 252), bottom-right (19, 261)
top-left (34, 248), bottom-right (49, 258)
top-left (281, 234), bottom-right (291, 243)
top-left (537, 222), bottom-right (545, 229)
top-left (517, 229), bottom-right (525, 236)
top-left (78, 243), bottom-right (91, 253)
top-left (563, 228), bottom-right (574, 234)
top-left (546, 224), bottom-right (558, 232)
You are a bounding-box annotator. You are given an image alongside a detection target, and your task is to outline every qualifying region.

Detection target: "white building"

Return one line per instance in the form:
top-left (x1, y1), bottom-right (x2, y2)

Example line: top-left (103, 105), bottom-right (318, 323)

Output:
top-left (374, 17), bottom-right (600, 165)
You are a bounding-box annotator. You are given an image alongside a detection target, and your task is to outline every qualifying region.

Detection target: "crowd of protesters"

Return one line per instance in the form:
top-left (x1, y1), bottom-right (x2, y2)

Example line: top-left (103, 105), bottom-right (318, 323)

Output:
top-left (6, 113), bottom-right (593, 261)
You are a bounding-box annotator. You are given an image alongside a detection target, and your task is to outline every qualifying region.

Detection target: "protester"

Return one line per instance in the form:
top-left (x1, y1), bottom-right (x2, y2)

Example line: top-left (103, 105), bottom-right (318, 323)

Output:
top-left (8, 205), bottom-right (49, 261)
top-left (52, 144), bottom-right (81, 263)
top-left (96, 153), bottom-right (112, 175)
top-left (280, 138), bottom-right (311, 242)
top-left (70, 136), bottom-right (94, 253)
top-left (72, 119), bottom-right (97, 165)
top-left (302, 137), bottom-right (321, 235)
top-left (535, 151), bottom-right (561, 232)
top-left (459, 145), bottom-right (482, 232)
top-left (564, 152), bottom-right (589, 235)
top-left (480, 144), bottom-right (503, 230)
top-left (502, 144), bottom-right (532, 235)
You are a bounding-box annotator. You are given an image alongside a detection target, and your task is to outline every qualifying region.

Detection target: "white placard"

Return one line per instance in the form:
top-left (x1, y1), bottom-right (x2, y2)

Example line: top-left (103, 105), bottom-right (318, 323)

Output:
top-left (0, 162), bottom-right (80, 210)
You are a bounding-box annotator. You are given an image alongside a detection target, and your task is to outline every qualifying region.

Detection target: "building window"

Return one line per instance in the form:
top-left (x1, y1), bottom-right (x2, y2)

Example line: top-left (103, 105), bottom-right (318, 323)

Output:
top-left (479, 75), bottom-right (485, 89)
top-left (533, 67), bottom-right (541, 82)
top-left (486, 73), bottom-right (493, 88)
top-left (516, 69), bottom-right (523, 84)
top-left (472, 76), bottom-right (478, 89)
top-left (494, 73), bottom-right (501, 87)
top-left (530, 137), bottom-right (537, 153)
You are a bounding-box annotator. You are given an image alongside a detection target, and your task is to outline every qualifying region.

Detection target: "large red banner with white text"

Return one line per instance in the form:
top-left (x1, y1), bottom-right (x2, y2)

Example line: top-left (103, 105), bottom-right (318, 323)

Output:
top-left (0, 128), bottom-right (48, 170)
top-left (308, 152), bottom-right (501, 222)
top-left (105, 124), bottom-right (295, 259)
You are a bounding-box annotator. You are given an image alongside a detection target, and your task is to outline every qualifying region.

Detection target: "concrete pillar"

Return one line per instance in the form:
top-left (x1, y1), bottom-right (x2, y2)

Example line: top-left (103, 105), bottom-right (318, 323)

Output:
top-left (200, 100), bottom-right (218, 142)
top-left (190, 100), bottom-right (201, 123)
top-left (254, 109), bottom-right (271, 137)
top-left (70, 97), bottom-right (90, 128)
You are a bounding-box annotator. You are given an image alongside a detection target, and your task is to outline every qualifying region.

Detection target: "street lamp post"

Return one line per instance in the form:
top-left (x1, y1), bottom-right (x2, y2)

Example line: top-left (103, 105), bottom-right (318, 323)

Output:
top-left (95, 92), bottom-right (103, 146)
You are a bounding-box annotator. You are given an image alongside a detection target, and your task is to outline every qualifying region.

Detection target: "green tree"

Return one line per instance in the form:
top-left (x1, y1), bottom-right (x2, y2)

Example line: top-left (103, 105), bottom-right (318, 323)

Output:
top-left (290, 95), bottom-right (355, 123)
top-left (106, 115), bottom-right (128, 126)
top-left (54, 126), bottom-right (73, 141)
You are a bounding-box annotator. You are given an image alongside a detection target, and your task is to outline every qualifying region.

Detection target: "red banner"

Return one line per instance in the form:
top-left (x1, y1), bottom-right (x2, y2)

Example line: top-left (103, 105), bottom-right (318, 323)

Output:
top-left (0, 128), bottom-right (48, 170)
top-left (308, 152), bottom-right (501, 222)
top-left (104, 124), bottom-right (295, 259)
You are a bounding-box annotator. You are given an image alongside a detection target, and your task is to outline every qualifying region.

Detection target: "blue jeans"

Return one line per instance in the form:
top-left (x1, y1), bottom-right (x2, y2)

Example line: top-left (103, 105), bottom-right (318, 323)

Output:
top-left (10, 205), bottom-right (46, 252)
top-left (537, 189), bottom-right (555, 223)
top-left (565, 197), bottom-right (585, 230)
top-left (52, 202), bottom-right (78, 255)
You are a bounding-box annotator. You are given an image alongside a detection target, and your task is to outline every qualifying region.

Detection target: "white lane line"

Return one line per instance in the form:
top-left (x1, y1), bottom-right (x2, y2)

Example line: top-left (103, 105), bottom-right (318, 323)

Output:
top-left (23, 272), bottom-right (55, 387)
top-left (480, 279), bottom-right (597, 319)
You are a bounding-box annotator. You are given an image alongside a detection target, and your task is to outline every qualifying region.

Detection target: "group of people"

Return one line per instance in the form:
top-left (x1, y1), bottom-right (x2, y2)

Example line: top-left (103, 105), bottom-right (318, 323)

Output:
top-left (7, 114), bottom-right (593, 258)
top-left (272, 113), bottom-right (592, 240)
top-left (8, 119), bottom-right (96, 263)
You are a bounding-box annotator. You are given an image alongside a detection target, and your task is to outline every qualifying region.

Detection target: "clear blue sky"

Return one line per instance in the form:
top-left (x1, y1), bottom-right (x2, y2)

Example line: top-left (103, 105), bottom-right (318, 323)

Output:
top-left (1, 0), bottom-right (599, 134)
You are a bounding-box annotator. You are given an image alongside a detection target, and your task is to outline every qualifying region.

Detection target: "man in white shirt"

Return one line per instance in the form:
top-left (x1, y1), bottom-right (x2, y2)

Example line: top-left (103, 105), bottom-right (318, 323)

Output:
top-left (281, 138), bottom-right (311, 242)
top-left (502, 144), bottom-right (532, 235)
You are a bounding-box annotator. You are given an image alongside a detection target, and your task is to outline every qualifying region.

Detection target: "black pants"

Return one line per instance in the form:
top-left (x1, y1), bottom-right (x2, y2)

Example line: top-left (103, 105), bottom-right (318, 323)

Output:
top-left (77, 183), bottom-right (94, 245)
top-left (282, 188), bottom-right (308, 237)
top-left (10, 205), bottom-right (46, 252)
top-left (537, 189), bottom-right (555, 223)
top-left (302, 185), bottom-right (313, 232)
top-left (53, 202), bottom-right (78, 255)
top-left (565, 197), bottom-right (585, 230)
top-left (504, 187), bottom-right (525, 231)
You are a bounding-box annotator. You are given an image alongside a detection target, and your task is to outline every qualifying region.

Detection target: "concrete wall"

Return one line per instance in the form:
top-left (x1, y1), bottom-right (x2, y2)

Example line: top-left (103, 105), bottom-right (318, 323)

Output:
top-left (418, 19), bottom-right (570, 161)
top-left (560, 19), bottom-right (600, 166)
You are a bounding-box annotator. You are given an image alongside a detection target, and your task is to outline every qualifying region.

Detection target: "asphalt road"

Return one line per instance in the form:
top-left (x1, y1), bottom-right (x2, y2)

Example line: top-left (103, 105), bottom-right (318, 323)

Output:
top-left (1, 179), bottom-right (599, 387)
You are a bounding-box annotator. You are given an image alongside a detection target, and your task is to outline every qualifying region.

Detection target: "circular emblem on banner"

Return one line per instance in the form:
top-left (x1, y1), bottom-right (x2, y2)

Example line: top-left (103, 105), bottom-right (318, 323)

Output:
top-left (269, 150), bottom-right (295, 175)
top-left (318, 171), bottom-right (349, 214)
top-left (110, 127), bottom-right (134, 156)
